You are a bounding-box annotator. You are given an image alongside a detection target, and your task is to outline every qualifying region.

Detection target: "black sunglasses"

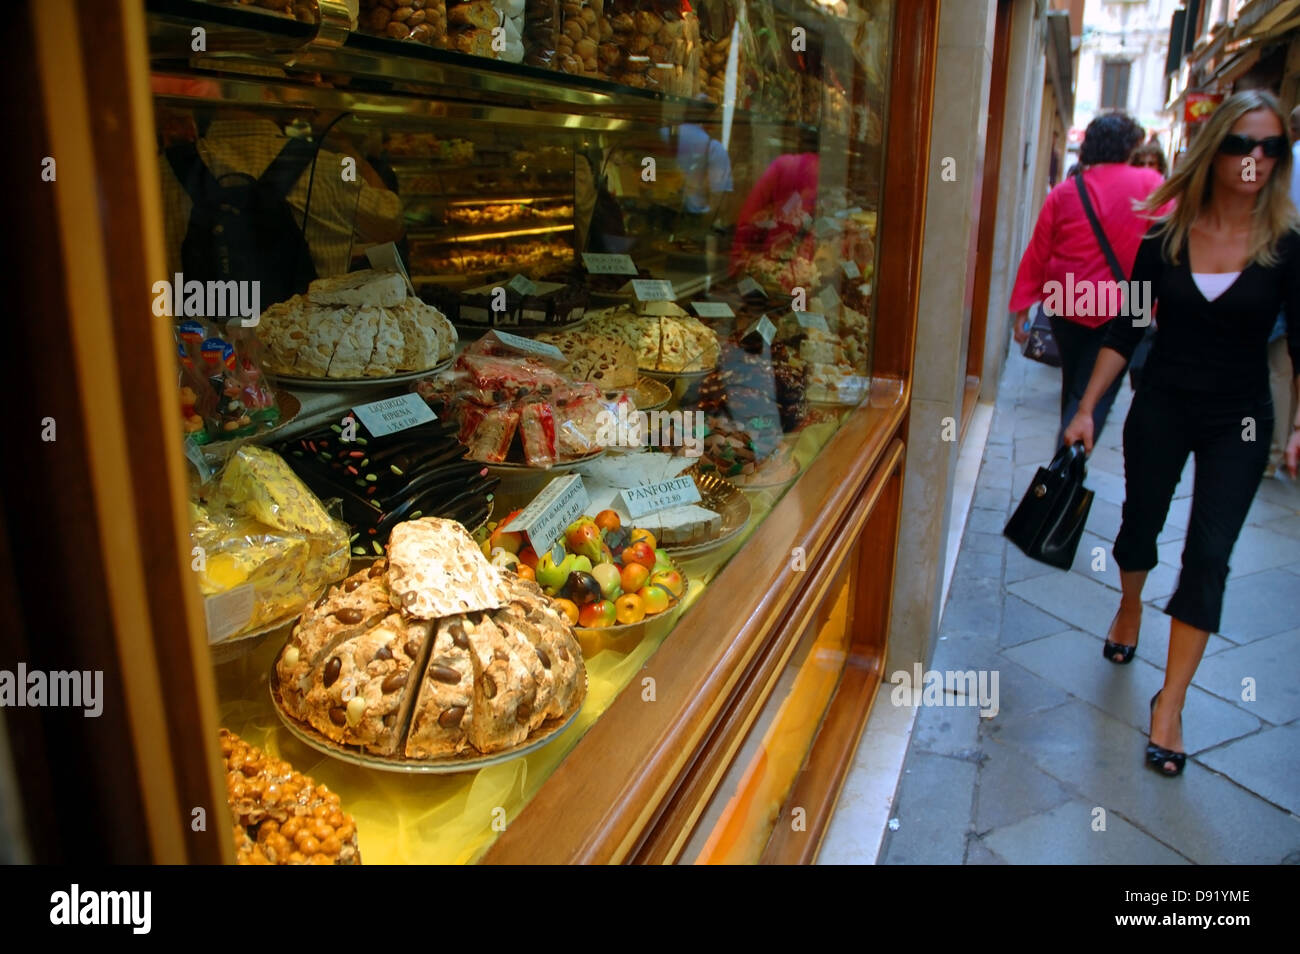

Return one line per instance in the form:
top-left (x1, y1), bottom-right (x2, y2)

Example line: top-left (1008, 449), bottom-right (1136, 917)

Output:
top-left (1218, 133), bottom-right (1289, 158)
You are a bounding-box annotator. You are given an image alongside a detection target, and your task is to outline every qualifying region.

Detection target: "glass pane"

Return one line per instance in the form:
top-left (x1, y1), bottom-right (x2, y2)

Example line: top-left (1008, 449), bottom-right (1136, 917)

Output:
top-left (148, 0), bottom-right (896, 864)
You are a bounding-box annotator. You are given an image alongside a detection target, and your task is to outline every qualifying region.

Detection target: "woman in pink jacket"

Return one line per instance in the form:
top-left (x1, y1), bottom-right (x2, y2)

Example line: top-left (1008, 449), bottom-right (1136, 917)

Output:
top-left (1010, 112), bottom-right (1168, 448)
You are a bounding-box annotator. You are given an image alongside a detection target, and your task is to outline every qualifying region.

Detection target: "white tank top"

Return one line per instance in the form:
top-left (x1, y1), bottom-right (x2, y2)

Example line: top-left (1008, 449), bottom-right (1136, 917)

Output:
top-left (1192, 271), bottom-right (1240, 301)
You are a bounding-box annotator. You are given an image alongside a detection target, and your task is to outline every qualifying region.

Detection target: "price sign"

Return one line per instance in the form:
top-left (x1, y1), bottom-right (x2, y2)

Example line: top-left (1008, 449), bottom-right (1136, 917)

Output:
top-left (204, 585), bottom-right (255, 643)
top-left (818, 284), bottom-right (841, 307)
top-left (582, 253), bottom-right (638, 275)
top-left (506, 274), bottom-right (537, 296)
top-left (486, 330), bottom-right (566, 364)
top-left (738, 276), bottom-right (767, 298)
top-left (858, 282), bottom-right (873, 297)
top-left (691, 300), bottom-right (734, 318)
top-left (502, 473), bottom-right (590, 553)
top-left (621, 474), bottom-right (703, 519)
top-left (365, 242), bottom-right (416, 296)
top-left (842, 260), bottom-right (861, 279)
top-left (795, 312), bottom-right (830, 332)
top-left (352, 393), bottom-right (437, 438)
top-left (756, 314), bottom-right (777, 345)
top-left (632, 279), bottom-right (676, 302)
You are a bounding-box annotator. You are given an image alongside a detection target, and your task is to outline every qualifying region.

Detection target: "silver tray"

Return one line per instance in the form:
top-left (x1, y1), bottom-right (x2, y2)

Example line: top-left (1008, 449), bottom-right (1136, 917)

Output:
top-left (270, 679), bottom-right (582, 774)
top-left (268, 356), bottom-right (453, 390)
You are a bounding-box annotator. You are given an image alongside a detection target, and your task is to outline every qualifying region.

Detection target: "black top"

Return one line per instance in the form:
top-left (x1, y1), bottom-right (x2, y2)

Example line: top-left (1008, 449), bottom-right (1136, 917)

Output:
top-left (1102, 225), bottom-right (1300, 398)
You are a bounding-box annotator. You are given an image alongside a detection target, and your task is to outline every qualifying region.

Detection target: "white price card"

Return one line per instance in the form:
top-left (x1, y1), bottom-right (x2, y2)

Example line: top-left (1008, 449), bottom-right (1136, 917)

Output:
top-left (818, 284), bottom-right (841, 307)
top-left (506, 274), bottom-right (538, 296)
top-left (582, 253), bottom-right (638, 275)
top-left (738, 276), bottom-right (767, 298)
top-left (621, 474), bottom-right (703, 519)
top-left (842, 260), bottom-right (861, 279)
top-left (858, 282), bottom-right (873, 297)
top-left (632, 279), bottom-right (675, 302)
top-left (503, 473), bottom-right (590, 553)
top-left (756, 314), bottom-right (777, 344)
top-left (485, 330), bottom-right (566, 364)
top-left (691, 300), bottom-right (735, 318)
top-left (795, 312), bottom-right (829, 332)
top-left (352, 393), bottom-right (437, 438)
top-left (204, 584), bottom-right (255, 643)
top-left (365, 242), bottom-right (417, 296)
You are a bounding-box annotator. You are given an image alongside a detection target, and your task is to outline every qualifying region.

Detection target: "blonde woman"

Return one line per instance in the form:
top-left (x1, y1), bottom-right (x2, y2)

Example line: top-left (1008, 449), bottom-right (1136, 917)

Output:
top-left (1063, 89), bottom-right (1300, 777)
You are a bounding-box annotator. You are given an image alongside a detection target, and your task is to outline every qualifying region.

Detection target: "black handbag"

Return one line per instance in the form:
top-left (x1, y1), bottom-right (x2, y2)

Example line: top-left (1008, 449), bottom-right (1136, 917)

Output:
top-left (1022, 303), bottom-right (1061, 367)
top-left (1003, 442), bottom-right (1095, 569)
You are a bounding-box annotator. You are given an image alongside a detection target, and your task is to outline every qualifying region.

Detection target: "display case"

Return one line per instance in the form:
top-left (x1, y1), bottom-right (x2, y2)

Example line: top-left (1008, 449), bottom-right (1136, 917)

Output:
top-left (6, 0), bottom-right (938, 863)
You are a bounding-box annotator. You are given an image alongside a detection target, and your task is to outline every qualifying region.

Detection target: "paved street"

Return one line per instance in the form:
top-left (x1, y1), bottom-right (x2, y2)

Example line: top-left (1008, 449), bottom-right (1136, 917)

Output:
top-left (877, 348), bottom-right (1300, 865)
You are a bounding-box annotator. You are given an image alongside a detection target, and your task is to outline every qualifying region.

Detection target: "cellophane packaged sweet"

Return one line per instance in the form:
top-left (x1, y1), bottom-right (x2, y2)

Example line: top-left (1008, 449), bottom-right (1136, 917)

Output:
top-left (358, 0), bottom-right (449, 46)
top-left (523, 0), bottom-right (561, 67)
top-left (200, 0), bottom-right (319, 22)
top-left (607, 0), bottom-right (699, 94)
top-left (193, 446), bottom-right (348, 640)
top-left (445, 0), bottom-right (503, 58)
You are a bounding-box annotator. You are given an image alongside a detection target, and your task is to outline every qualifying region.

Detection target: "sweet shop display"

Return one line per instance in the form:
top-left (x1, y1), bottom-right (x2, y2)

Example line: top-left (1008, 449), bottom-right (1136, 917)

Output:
top-left (192, 446), bottom-right (350, 641)
top-left (221, 729), bottom-right (361, 865)
top-left (581, 306), bottom-right (720, 374)
top-left (278, 418), bottom-right (498, 556)
top-left (272, 517), bottom-right (587, 761)
top-left (477, 508), bottom-right (686, 629)
top-left (533, 330), bottom-right (636, 389)
top-left (384, 132), bottom-right (475, 163)
top-left (256, 270), bottom-right (457, 381)
top-left (578, 453), bottom-right (727, 548)
top-left (176, 320), bottom-right (281, 443)
top-left (427, 277), bottom-right (587, 330)
top-left (358, 0), bottom-right (449, 46)
top-left (433, 350), bottom-right (630, 467)
top-left (204, 0), bottom-right (319, 22)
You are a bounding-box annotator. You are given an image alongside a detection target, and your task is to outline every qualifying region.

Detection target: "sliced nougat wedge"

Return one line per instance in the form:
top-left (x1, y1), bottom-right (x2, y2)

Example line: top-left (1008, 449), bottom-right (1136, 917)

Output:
top-left (404, 614), bottom-right (477, 759)
top-left (274, 561), bottom-right (392, 718)
top-left (465, 613), bottom-right (536, 753)
top-left (492, 613), bottom-right (552, 735)
top-left (502, 576), bottom-right (585, 719)
top-left (302, 614), bottom-right (432, 755)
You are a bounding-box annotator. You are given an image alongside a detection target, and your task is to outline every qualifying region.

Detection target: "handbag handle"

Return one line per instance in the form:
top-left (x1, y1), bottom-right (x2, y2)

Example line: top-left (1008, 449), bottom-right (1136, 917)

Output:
top-left (1049, 441), bottom-right (1089, 478)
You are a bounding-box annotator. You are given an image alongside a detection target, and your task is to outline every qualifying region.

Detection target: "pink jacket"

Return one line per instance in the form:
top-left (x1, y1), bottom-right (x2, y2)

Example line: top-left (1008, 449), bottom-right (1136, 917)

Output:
top-left (1009, 163), bottom-right (1169, 328)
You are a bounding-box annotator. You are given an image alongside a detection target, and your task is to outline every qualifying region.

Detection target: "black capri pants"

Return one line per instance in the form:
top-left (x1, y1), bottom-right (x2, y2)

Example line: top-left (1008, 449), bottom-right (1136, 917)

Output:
top-left (1113, 383), bottom-right (1273, 633)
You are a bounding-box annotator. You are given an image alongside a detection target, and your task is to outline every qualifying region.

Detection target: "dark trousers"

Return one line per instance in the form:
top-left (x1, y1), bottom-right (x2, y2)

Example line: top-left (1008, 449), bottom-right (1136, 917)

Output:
top-left (1113, 383), bottom-right (1272, 633)
top-left (1048, 312), bottom-right (1126, 450)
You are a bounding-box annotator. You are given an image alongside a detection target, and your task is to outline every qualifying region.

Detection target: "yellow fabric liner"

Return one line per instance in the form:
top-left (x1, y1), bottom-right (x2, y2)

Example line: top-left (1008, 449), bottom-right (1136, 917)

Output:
top-left (215, 415), bottom-right (847, 864)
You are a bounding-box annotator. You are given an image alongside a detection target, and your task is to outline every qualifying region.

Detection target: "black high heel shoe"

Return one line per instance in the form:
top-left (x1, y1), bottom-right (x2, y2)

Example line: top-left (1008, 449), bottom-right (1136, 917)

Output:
top-left (1146, 691), bottom-right (1186, 777)
top-left (1103, 611), bottom-right (1139, 664)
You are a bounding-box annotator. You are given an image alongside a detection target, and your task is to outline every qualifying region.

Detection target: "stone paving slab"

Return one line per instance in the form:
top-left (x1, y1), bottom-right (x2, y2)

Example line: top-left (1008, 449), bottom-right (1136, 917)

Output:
top-left (1217, 569), bottom-right (1300, 644)
top-left (973, 737), bottom-right (1074, 835)
top-left (1196, 722), bottom-right (1300, 816)
top-left (982, 800), bottom-right (1189, 865)
top-left (1190, 629), bottom-right (1300, 727)
top-left (1002, 630), bottom-right (1260, 753)
top-left (878, 751), bottom-right (977, 865)
top-left (988, 700), bottom-right (1300, 864)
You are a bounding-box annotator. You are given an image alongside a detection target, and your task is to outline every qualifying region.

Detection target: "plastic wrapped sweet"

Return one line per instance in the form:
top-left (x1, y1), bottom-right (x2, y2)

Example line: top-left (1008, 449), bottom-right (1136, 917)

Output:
top-left (193, 449), bottom-right (348, 640)
top-left (200, 0), bottom-right (318, 22)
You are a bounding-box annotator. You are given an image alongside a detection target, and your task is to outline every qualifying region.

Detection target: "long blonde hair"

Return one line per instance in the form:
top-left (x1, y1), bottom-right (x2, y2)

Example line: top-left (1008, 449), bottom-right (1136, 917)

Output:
top-left (1143, 88), bottom-right (1298, 266)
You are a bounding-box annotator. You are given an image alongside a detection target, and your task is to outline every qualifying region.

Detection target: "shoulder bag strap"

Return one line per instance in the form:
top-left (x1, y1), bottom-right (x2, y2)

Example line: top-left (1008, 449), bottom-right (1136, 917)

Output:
top-left (1074, 169), bottom-right (1126, 283)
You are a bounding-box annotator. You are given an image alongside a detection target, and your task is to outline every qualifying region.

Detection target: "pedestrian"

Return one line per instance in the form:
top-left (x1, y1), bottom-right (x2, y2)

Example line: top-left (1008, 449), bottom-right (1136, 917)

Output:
top-left (1010, 112), bottom-right (1167, 449)
top-left (1129, 140), bottom-right (1168, 177)
top-left (1062, 89), bottom-right (1300, 778)
top-left (1265, 104), bottom-right (1300, 477)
